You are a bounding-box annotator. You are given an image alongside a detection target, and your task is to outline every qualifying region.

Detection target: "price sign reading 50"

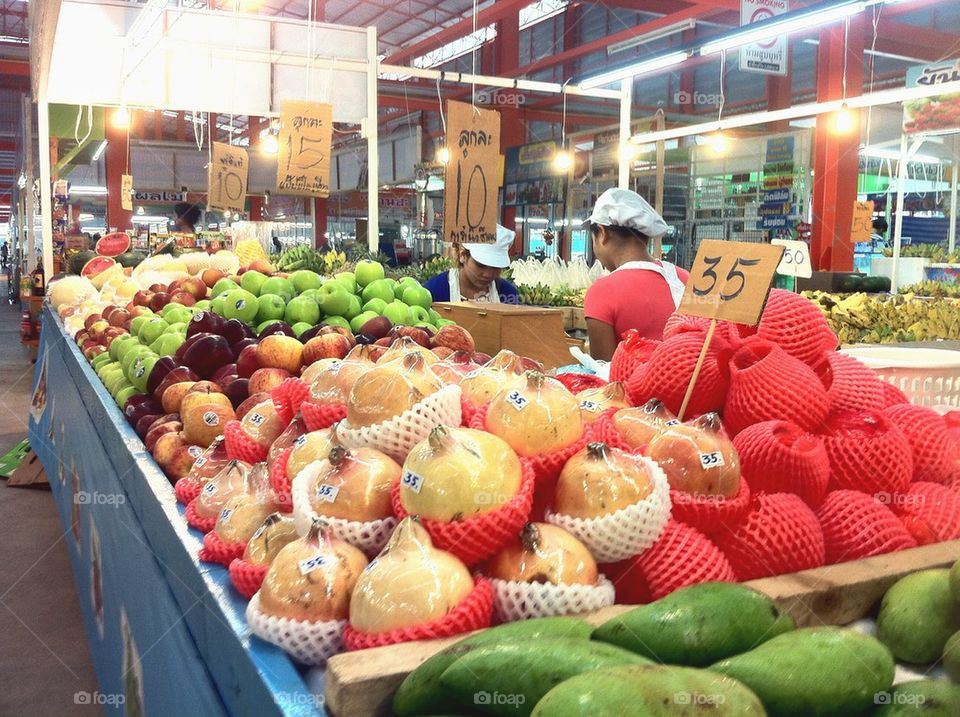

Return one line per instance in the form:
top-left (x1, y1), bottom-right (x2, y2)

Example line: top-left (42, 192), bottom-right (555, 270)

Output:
top-left (679, 240), bottom-right (784, 326)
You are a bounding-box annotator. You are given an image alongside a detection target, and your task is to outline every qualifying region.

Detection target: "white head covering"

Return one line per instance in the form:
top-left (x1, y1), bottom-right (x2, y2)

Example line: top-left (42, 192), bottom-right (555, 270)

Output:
top-left (583, 188), bottom-right (668, 239)
top-left (463, 225), bottom-right (515, 269)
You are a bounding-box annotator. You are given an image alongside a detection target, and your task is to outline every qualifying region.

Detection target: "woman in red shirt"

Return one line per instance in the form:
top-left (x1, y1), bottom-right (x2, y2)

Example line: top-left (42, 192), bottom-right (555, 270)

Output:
top-left (583, 188), bottom-right (688, 360)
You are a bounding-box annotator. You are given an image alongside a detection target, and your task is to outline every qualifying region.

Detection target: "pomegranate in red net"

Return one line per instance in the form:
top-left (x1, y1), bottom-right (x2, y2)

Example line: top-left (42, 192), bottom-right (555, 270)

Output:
top-left (286, 429), bottom-right (336, 478)
top-left (240, 399), bottom-right (287, 448)
top-left (349, 517), bottom-right (473, 632)
top-left (486, 523), bottom-right (598, 586)
top-left (378, 336), bottom-right (439, 366)
top-left (400, 426), bottom-right (522, 521)
top-left (430, 351), bottom-right (481, 386)
top-left (268, 412), bottom-right (307, 465)
top-left (242, 513), bottom-right (300, 566)
top-left (645, 414), bottom-right (741, 498)
top-left (577, 383), bottom-right (629, 424)
top-left (259, 520), bottom-right (368, 622)
top-left (305, 446), bottom-right (400, 522)
top-left (554, 442), bottom-right (654, 519)
top-left (195, 459), bottom-right (253, 519)
top-left (611, 399), bottom-right (679, 450)
top-left (459, 349), bottom-right (527, 405)
top-left (884, 404), bottom-right (955, 484)
top-left (347, 353), bottom-right (443, 428)
top-left (485, 372), bottom-right (583, 457)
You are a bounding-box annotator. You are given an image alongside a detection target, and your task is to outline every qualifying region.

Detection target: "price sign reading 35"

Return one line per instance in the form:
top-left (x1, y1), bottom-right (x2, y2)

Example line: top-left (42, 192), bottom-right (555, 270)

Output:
top-left (679, 239), bottom-right (784, 326)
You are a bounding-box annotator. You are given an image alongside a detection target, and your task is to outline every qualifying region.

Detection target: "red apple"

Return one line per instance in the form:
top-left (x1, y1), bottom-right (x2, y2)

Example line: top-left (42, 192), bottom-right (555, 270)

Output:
top-left (236, 344), bottom-right (261, 378)
top-left (303, 333), bottom-right (352, 364)
top-left (145, 421), bottom-right (183, 453)
top-left (133, 290), bottom-right (154, 307)
top-left (256, 335), bottom-right (304, 373)
top-left (103, 327), bottom-right (129, 345)
top-left (80, 339), bottom-right (100, 355)
top-left (135, 413), bottom-right (164, 439)
top-left (84, 313), bottom-right (103, 331)
top-left (320, 325), bottom-right (357, 347)
top-left (221, 376), bottom-right (250, 407)
top-left (235, 392), bottom-right (270, 421)
top-left (149, 292), bottom-right (171, 312)
top-left (83, 344), bottom-right (107, 361)
top-left (101, 306), bottom-right (119, 323)
top-left (392, 326), bottom-right (432, 348)
top-left (431, 325), bottom-right (475, 353)
top-left (153, 367), bottom-right (201, 401)
top-left (167, 279), bottom-right (183, 294)
top-left (211, 364), bottom-right (239, 384)
top-left (169, 291), bottom-right (197, 307)
top-left (180, 277), bottom-right (208, 300)
top-left (201, 268), bottom-right (226, 288)
top-left (374, 336), bottom-right (393, 347)
top-left (152, 431), bottom-right (189, 468)
top-left (149, 283), bottom-right (166, 293)
top-left (163, 445), bottom-right (203, 482)
top-left (360, 316), bottom-right (392, 340)
top-left (147, 413), bottom-right (180, 433)
top-left (88, 320), bottom-right (111, 343)
top-left (128, 305), bottom-right (151, 318)
top-left (248, 367), bottom-right (290, 395)
top-left (161, 382), bottom-right (198, 414)
top-left (75, 329), bottom-right (91, 344)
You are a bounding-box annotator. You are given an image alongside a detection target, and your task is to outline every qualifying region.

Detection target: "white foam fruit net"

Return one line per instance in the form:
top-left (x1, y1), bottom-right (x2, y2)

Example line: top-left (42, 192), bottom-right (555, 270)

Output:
top-left (246, 593), bottom-right (346, 666)
top-left (290, 464), bottom-right (397, 556)
top-left (545, 456), bottom-right (672, 563)
top-left (490, 576), bottom-right (616, 623)
top-left (335, 384), bottom-right (463, 462)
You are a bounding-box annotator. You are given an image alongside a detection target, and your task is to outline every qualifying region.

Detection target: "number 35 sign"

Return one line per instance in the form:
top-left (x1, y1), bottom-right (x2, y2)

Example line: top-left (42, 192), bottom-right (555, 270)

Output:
top-left (679, 240), bottom-right (784, 326)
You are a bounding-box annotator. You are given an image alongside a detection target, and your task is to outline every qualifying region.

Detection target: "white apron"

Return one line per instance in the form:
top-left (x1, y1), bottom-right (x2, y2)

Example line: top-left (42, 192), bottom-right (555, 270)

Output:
top-left (448, 269), bottom-right (501, 304)
top-left (613, 260), bottom-right (684, 309)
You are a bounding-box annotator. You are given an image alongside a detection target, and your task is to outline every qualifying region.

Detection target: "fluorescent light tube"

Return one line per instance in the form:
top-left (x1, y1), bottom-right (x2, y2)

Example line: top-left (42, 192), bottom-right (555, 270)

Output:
top-left (580, 51), bottom-right (689, 90)
top-left (70, 186), bottom-right (109, 196)
top-left (607, 19), bottom-right (696, 55)
top-left (92, 140), bottom-right (108, 162)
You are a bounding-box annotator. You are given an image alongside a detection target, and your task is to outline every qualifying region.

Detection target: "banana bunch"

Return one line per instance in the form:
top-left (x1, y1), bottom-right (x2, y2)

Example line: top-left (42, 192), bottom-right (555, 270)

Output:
top-left (804, 290), bottom-right (960, 343)
top-left (519, 283), bottom-right (561, 306)
top-left (555, 288), bottom-right (586, 308)
top-left (886, 244), bottom-right (960, 262)
top-left (899, 280), bottom-right (960, 298)
top-left (275, 245), bottom-right (328, 273)
top-left (323, 250), bottom-right (348, 273)
top-left (415, 256), bottom-right (453, 284)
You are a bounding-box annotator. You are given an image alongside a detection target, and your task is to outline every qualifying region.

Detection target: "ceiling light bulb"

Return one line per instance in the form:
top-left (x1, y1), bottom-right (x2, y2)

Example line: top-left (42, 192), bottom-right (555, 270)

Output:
top-left (136, 206), bottom-right (145, 215)
top-left (553, 150), bottom-right (573, 172)
top-left (833, 104), bottom-right (856, 134)
top-left (710, 133), bottom-right (729, 154)
top-left (113, 107), bottom-right (131, 129)
top-left (437, 147), bottom-right (450, 164)
top-left (261, 133), bottom-right (279, 155)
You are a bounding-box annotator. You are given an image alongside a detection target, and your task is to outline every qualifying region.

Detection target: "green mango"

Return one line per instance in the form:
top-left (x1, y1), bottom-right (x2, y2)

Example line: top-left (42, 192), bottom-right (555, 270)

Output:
top-left (709, 627), bottom-right (894, 717)
top-left (866, 680), bottom-right (960, 716)
top-left (439, 638), bottom-right (651, 716)
top-left (943, 630), bottom-right (960, 683)
top-left (393, 617), bottom-right (592, 717)
top-left (592, 582), bottom-right (795, 666)
top-left (877, 569), bottom-right (959, 664)
top-left (531, 664), bottom-right (766, 717)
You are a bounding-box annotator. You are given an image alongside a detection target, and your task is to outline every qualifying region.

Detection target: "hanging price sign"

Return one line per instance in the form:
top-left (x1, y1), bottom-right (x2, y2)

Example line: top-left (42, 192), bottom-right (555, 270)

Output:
top-left (207, 142), bottom-right (248, 214)
top-left (772, 238), bottom-right (812, 278)
top-left (679, 240), bottom-right (784, 326)
top-left (276, 101), bottom-right (333, 197)
top-left (121, 174), bottom-right (133, 211)
top-left (851, 200), bottom-right (875, 244)
top-left (443, 100), bottom-right (501, 244)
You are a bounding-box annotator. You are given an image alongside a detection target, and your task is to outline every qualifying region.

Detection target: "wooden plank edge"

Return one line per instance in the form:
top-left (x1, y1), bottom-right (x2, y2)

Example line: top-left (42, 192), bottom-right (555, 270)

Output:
top-left (324, 539), bottom-right (960, 717)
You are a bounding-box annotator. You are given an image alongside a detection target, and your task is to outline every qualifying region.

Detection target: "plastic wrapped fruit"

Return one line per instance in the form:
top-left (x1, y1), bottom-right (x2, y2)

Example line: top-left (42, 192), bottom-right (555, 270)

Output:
top-left (268, 412), bottom-right (307, 466)
top-left (304, 446), bottom-right (400, 522)
top-left (176, 436), bottom-right (231, 503)
top-left (577, 382), bottom-right (629, 424)
top-left (242, 513), bottom-right (300, 566)
top-left (214, 494), bottom-right (275, 544)
top-left (258, 520), bottom-right (368, 622)
top-left (346, 353), bottom-right (443, 428)
top-left (485, 372), bottom-right (583, 457)
top-left (348, 517), bottom-right (473, 633)
top-left (459, 350), bottom-right (527, 406)
top-left (378, 336), bottom-right (438, 366)
top-left (611, 399), bottom-right (679, 451)
top-left (195, 460), bottom-right (253, 520)
top-left (554, 442), bottom-right (655, 519)
top-left (645, 414), bottom-right (741, 498)
top-left (286, 429), bottom-right (337, 479)
top-left (400, 426), bottom-right (522, 521)
top-left (430, 351), bottom-right (481, 386)
top-left (239, 399), bottom-right (287, 448)
top-left (304, 359), bottom-right (370, 406)
top-left (486, 523), bottom-right (597, 586)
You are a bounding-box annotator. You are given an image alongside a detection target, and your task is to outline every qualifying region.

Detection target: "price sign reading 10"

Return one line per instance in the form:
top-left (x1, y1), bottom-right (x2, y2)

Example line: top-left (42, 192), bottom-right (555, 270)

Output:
top-left (678, 239), bottom-right (785, 326)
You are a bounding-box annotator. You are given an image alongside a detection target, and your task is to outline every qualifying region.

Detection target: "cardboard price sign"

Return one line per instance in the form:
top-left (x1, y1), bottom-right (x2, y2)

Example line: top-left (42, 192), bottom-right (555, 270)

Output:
top-left (444, 100), bottom-right (501, 244)
top-left (772, 238), bottom-right (812, 279)
top-left (277, 101), bottom-right (333, 197)
top-left (679, 240), bottom-right (784, 326)
top-left (851, 200), bottom-right (875, 244)
top-left (207, 142), bottom-right (249, 214)
top-left (121, 174), bottom-right (133, 211)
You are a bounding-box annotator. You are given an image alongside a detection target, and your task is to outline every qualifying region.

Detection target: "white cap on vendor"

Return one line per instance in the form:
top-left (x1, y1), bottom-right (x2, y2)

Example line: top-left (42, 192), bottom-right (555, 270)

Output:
top-left (463, 224), bottom-right (515, 269)
top-left (583, 187), bottom-right (668, 239)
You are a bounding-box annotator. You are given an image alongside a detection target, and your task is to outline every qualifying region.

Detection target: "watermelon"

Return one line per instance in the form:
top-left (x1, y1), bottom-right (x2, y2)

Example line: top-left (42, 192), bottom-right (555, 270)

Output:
top-left (95, 232), bottom-right (131, 257)
top-left (81, 256), bottom-right (117, 279)
top-left (115, 251), bottom-right (145, 269)
top-left (839, 273), bottom-right (864, 293)
top-left (69, 250), bottom-right (97, 275)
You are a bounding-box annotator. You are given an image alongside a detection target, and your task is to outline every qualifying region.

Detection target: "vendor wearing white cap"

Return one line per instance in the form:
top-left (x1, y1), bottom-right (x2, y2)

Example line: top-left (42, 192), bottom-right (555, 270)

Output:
top-left (422, 224), bottom-right (520, 303)
top-left (583, 188), bottom-right (688, 360)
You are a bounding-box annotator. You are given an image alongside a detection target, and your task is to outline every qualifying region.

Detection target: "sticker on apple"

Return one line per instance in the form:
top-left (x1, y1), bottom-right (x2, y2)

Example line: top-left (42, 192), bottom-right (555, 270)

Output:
top-left (248, 413), bottom-right (265, 427)
top-left (188, 446), bottom-right (203, 458)
top-left (203, 411), bottom-right (220, 427)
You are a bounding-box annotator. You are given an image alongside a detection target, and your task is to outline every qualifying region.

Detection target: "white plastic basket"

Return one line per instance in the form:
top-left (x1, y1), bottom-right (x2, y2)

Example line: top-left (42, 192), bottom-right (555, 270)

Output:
top-left (840, 346), bottom-right (960, 408)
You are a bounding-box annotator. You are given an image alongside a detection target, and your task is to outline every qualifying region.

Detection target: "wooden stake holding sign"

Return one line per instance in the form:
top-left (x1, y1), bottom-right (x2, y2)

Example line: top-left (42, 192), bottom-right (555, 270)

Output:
top-left (207, 142), bottom-right (249, 214)
top-left (443, 100), bottom-right (501, 245)
top-left (676, 240), bottom-right (784, 419)
top-left (276, 101), bottom-right (333, 197)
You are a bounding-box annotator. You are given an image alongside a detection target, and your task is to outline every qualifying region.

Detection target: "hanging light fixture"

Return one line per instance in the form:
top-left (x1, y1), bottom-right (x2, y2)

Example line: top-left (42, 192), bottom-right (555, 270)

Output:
top-left (261, 128), bottom-right (279, 155)
top-left (833, 103), bottom-right (856, 134)
top-left (113, 106), bottom-right (131, 129)
top-left (553, 149), bottom-right (573, 172)
top-left (710, 133), bottom-right (729, 154)
top-left (436, 146), bottom-right (450, 164)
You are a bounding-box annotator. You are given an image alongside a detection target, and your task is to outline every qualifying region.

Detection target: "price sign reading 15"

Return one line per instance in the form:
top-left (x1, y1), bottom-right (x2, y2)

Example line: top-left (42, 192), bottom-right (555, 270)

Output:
top-left (678, 240), bottom-right (784, 326)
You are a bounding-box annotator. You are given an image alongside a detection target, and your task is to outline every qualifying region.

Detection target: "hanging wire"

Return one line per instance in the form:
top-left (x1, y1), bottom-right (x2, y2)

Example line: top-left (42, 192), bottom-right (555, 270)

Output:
top-left (717, 52), bottom-right (726, 123)
top-left (436, 75), bottom-right (447, 135)
top-left (560, 78), bottom-right (570, 149)
top-left (193, 110), bottom-right (204, 153)
top-left (471, 0), bottom-right (478, 107)
top-left (864, 4), bottom-right (883, 149)
top-left (74, 104), bottom-right (93, 147)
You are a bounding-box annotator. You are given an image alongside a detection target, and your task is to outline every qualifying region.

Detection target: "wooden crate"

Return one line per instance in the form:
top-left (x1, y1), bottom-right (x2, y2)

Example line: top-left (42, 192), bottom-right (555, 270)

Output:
top-left (433, 302), bottom-right (582, 369)
top-left (324, 540), bottom-right (960, 717)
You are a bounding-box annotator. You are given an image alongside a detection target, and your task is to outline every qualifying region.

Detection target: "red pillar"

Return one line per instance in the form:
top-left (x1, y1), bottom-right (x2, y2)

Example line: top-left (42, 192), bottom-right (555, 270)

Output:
top-left (105, 108), bottom-right (132, 231)
top-left (176, 112), bottom-right (186, 142)
top-left (154, 110), bottom-right (163, 140)
top-left (314, 197), bottom-right (328, 249)
top-left (766, 73), bottom-right (793, 131)
top-left (811, 17), bottom-right (865, 271)
top-left (494, 11), bottom-right (524, 256)
top-left (249, 196), bottom-right (263, 221)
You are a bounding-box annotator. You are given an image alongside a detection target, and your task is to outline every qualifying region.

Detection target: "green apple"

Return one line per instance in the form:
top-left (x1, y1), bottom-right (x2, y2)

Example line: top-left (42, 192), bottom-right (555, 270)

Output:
top-left (322, 316), bottom-right (352, 331)
top-left (395, 276), bottom-right (419, 300)
top-left (290, 270), bottom-right (322, 294)
top-left (211, 295), bottom-right (226, 315)
top-left (99, 368), bottom-right (123, 389)
top-left (355, 260), bottom-right (385, 288)
top-left (318, 283), bottom-right (351, 317)
top-left (436, 318), bottom-right (457, 327)
top-left (291, 322), bottom-right (312, 337)
top-left (162, 302), bottom-right (189, 321)
top-left (130, 355), bottom-right (159, 391)
top-left (382, 300), bottom-right (413, 326)
top-left (194, 299), bottom-right (211, 311)
top-left (334, 272), bottom-right (357, 294)
top-left (97, 362), bottom-right (120, 379)
top-left (362, 297), bottom-right (388, 315)
top-left (129, 314), bottom-right (154, 337)
top-left (428, 308), bottom-right (442, 325)
top-left (165, 322), bottom-right (187, 335)
top-left (116, 386), bottom-right (139, 409)
top-left (300, 289), bottom-right (322, 303)
top-left (350, 311), bottom-right (378, 334)
top-left (414, 321), bottom-right (436, 332)
top-left (223, 289), bottom-right (260, 323)
top-left (109, 334), bottom-right (137, 361)
top-left (121, 345), bottom-right (155, 376)
top-left (286, 296), bottom-right (321, 325)
top-left (211, 278), bottom-right (240, 298)
top-left (150, 333), bottom-right (185, 357)
top-left (344, 294), bottom-right (362, 320)
top-left (137, 317), bottom-right (169, 346)
top-left (384, 278), bottom-right (398, 295)
top-left (260, 277), bottom-right (295, 302)
top-left (257, 320), bottom-right (281, 334)
top-left (256, 293), bottom-right (287, 323)
top-left (409, 305), bottom-right (431, 324)
top-left (91, 352), bottom-right (114, 371)
top-left (240, 270), bottom-right (268, 296)
top-left (361, 279), bottom-right (395, 305)
top-left (402, 284), bottom-right (433, 310)
top-left (106, 373), bottom-right (132, 397)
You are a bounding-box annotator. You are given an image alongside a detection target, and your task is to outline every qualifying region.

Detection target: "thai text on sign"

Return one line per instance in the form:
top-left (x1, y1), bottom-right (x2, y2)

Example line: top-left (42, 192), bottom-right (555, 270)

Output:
top-left (277, 101), bottom-right (333, 197)
top-left (444, 100), bottom-right (501, 245)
